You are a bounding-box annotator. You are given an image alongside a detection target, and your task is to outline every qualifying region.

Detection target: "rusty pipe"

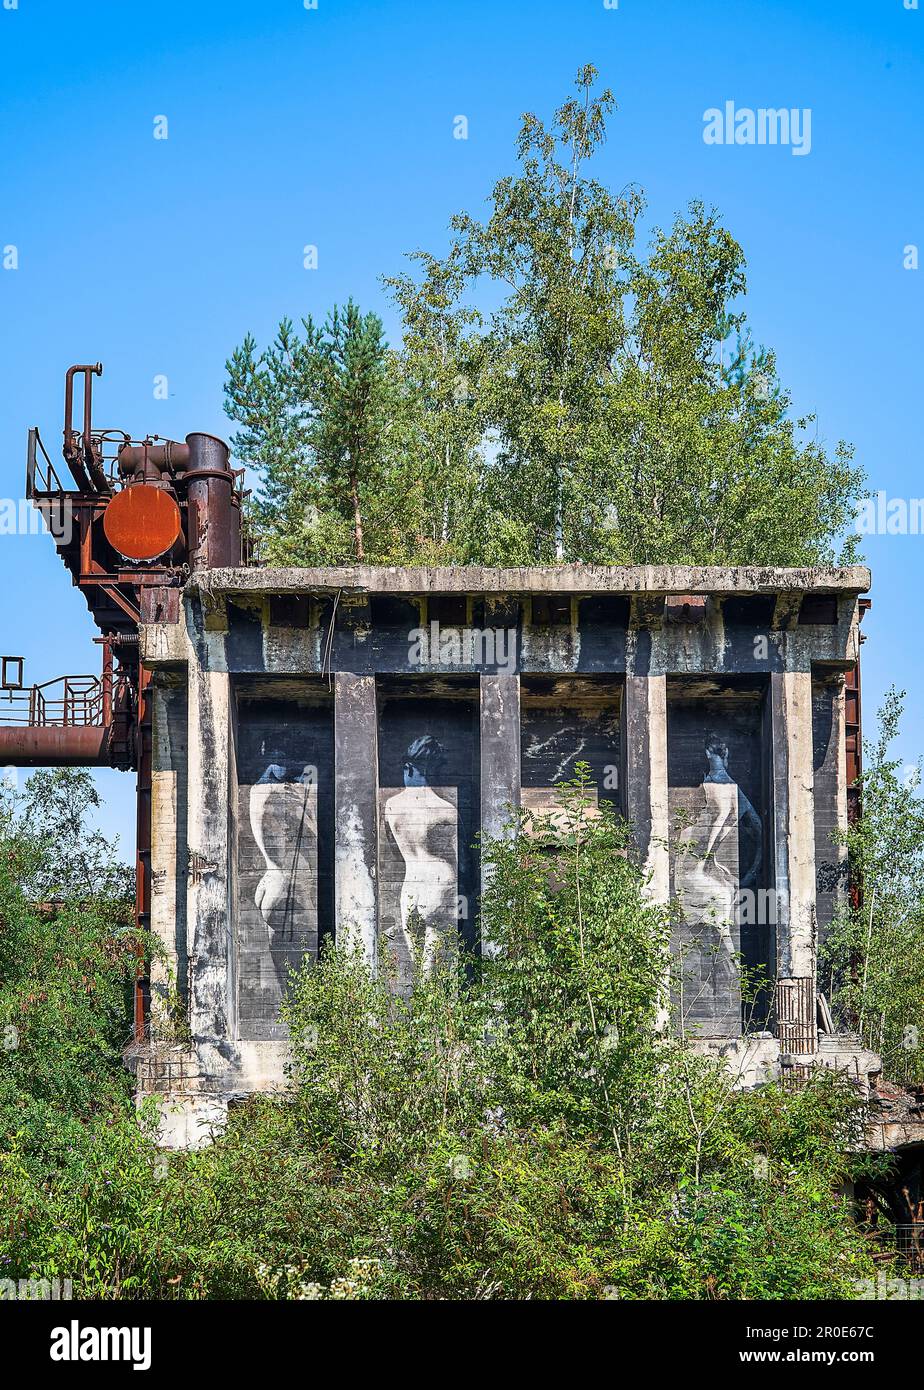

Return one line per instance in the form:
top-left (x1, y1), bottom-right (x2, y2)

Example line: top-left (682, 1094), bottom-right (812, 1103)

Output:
top-left (63, 364), bottom-right (109, 494)
top-left (82, 369), bottom-right (93, 466)
top-left (185, 432), bottom-right (241, 569)
top-left (0, 725), bottom-right (109, 767)
top-left (62, 367), bottom-right (93, 491)
top-left (117, 440), bottom-right (190, 481)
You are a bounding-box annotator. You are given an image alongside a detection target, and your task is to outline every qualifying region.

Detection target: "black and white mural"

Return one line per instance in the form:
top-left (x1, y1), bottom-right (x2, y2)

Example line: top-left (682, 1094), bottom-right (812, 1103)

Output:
top-left (236, 687), bottom-right (333, 1040)
top-left (520, 678), bottom-right (621, 834)
top-left (378, 687), bottom-right (478, 988)
top-left (668, 690), bottom-right (769, 1036)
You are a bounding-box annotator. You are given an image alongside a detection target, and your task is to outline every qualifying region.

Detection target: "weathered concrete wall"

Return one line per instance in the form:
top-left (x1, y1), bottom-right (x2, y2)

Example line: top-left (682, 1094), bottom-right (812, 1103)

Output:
top-left (668, 684), bottom-right (767, 1035)
top-left (136, 565), bottom-right (872, 1142)
top-left (622, 669), bottom-right (670, 903)
top-left (149, 675), bottom-right (188, 1026)
top-left (192, 563), bottom-right (870, 598)
top-left (235, 681), bottom-right (333, 1038)
top-left (185, 603), bottom-right (236, 1057)
top-left (770, 668), bottom-right (818, 987)
top-left (813, 673), bottom-right (849, 953)
top-left (334, 672), bottom-right (379, 962)
top-left (480, 674), bottom-right (520, 955)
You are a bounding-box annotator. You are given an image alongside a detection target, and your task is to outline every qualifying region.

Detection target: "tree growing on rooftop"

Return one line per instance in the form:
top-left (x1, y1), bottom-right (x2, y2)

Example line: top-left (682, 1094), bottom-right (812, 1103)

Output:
top-left (225, 301), bottom-right (423, 565)
top-left (226, 68), bottom-right (865, 569)
top-left (389, 64), bottom-right (865, 566)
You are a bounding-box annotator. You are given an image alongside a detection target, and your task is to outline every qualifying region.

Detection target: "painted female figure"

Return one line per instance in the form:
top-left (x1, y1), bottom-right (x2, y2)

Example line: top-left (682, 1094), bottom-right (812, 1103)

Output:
top-left (249, 750), bottom-right (317, 988)
top-left (383, 735), bottom-right (457, 981)
top-left (675, 733), bottom-right (762, 969)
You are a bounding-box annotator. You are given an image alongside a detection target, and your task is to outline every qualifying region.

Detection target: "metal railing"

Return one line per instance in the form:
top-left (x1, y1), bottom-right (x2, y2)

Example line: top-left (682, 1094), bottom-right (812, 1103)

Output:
top-left (26, 427), bottom-right (66, 497)
top-left (0, 675), bottom-right (105, 728)
top-left (868, 1224), bottom-right (924, 1274)
top-left (891, 1224), bottom-right (924, 1274)
top-left (774, 976), bottom-right (817, 1055)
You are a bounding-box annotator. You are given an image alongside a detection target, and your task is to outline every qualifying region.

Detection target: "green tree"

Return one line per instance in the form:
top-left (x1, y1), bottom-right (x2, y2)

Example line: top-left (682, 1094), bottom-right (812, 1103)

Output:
top-left (226, 69), bottom-right (865, 569)
top-left (477, 781), bottom-right (669, 1215)
top-left (0, 771), bottom-right (137, 1179)
top-left (388, 65), bottom-right (865, 565)
top-left (11, 767), bottom-right (133, 904)
top-left (386, 252), bottom-right (484, 561)
top-left (268, 781), bottom-right (876, 1299)
top-left (225, 301), bottom-right (420, 565)
top-left (0, 774), bottom-right (881, 1299)
top-left (821, 689), bottom-right (924, 1085)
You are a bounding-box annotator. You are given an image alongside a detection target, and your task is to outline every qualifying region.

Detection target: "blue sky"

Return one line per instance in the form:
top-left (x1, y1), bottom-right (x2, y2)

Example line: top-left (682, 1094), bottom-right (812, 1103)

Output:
top-left (1, 0), bottom-right (922, 849)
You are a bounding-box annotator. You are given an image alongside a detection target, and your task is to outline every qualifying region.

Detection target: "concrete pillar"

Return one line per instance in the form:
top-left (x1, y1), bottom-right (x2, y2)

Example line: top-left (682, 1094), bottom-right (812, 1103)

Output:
top-left (334, 672), bottom-right (379, 962)
top-left (186, 662), bottom-right (235, 1046)
top-left (479, 674), bottom-right (521, 955)
top-left (149, 677), bottom-right (188, 1032)
top-left (832, 672), bottom-right (849, 889)
top-left (770, 670), bottom-right (817, 985)
top-left (622, 671), bottom-right (671, 1028)
top-left (622, 673), bottom-right (670, 904)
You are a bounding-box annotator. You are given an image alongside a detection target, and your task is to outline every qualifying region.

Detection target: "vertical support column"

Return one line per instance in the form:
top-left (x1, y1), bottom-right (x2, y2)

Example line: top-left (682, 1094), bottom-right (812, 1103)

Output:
top-left (832, 672), bottom-right (850, 894)
top-left (770, 669), bottom-right (817, 1034)
top-left (186, 658), bottom-right (234, 1047)
top-left (334, 673), bottom-right (379, 962)
top-left (479, 674), bottom-right (521, 955)
top-left (623, 670), bottom-right (671, 1027)
top-left (149, 675), bottom-right (189, 1034)
top-left (134, 664), bottom-right (153, 1042)
top-left (622, 673), bottom-right (670, 904)
top-left (811, 671), bottom-right (849, 950)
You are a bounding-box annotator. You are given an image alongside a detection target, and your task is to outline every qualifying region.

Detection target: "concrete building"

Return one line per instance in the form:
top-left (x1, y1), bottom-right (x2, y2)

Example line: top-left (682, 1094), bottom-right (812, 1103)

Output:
top-left (130, 562), bottom-right (879, 1146)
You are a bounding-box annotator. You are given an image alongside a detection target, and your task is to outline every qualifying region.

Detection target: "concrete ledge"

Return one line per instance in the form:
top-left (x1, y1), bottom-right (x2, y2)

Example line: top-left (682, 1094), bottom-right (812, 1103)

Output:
top-left (688, 1033), bottom-right (781, 1088)
top-left (140, 621), bottom-right (188, 666)
top-left (187, 564), bottom-right (872, 599)
top-left (144, 1094), bottom-right (229, 1150)
top-left (865, 1118), bottom-right (924, 1151)
top-left (816, 1034), bottom-right (882, 1096)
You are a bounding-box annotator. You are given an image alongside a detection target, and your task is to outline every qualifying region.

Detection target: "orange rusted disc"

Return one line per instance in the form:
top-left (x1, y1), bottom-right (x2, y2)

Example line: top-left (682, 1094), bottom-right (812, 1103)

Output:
top-left (103, 484), bottom-right (182, 561)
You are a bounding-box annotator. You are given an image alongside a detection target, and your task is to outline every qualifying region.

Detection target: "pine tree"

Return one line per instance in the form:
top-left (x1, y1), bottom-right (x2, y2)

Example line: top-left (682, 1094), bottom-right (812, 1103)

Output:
top-left (225, 302), bottom-right (409, 564)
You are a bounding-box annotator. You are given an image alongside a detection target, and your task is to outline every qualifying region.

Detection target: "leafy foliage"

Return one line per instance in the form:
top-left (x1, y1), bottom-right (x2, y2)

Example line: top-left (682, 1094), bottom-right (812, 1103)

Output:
top-left (1, 774), bottom-right (880, 1299)
top-left (225, 301), bottom-right (429, 565)
top-left (821, 689), bottom-right (924, 1084)
top-left (0, 772), bottom-right (137, 1180)
top-left (229, 67), bottom-right (865, 568)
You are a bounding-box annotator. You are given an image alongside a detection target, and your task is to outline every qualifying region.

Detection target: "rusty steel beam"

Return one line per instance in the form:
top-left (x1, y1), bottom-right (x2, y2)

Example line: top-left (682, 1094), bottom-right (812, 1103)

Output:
top-left (0, 726), bottom-right (108, 766)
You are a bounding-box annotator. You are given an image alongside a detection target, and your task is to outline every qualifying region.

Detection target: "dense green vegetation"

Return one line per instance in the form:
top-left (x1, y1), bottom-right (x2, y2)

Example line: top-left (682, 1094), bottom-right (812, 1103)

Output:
top-left (225, 67), bottom-right (865, 569)
top-left (0, 771), bottom-right (890, 1300)
top-left (0, 771), bottom-right (136, 1183)
top-left (822, 690), bottom-right (924, 1087)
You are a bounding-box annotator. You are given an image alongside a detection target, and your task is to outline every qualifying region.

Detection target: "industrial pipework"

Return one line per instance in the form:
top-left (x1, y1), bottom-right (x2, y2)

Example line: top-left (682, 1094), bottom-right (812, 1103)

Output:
top-left (2, 362), bottom-right (246, 770)
top-left (1, 364), bottom-right (251, 1039)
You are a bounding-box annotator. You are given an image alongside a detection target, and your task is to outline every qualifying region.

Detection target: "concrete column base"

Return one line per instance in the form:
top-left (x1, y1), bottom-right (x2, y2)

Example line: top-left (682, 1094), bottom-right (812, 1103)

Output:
top-left (144, 1093), bottom-right (229, 1150)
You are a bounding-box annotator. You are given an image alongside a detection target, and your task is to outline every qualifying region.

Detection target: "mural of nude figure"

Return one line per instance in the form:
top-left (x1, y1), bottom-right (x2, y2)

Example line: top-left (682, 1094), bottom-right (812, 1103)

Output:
top-left (248, 753), bottom-right (317, 991)
top-left (381, 735), bottom-right (458, 988)
top-left (675, 732), bottom-right (762, 996)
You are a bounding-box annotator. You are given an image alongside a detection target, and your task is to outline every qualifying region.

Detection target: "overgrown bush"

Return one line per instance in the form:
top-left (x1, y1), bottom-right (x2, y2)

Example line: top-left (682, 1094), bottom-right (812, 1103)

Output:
top-left (0, 772), bottom-right (883, 1298)
top-left (0, 772), bottom-right (137, 1181)
top-left (822, 689), bottom-right (924, 1085)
